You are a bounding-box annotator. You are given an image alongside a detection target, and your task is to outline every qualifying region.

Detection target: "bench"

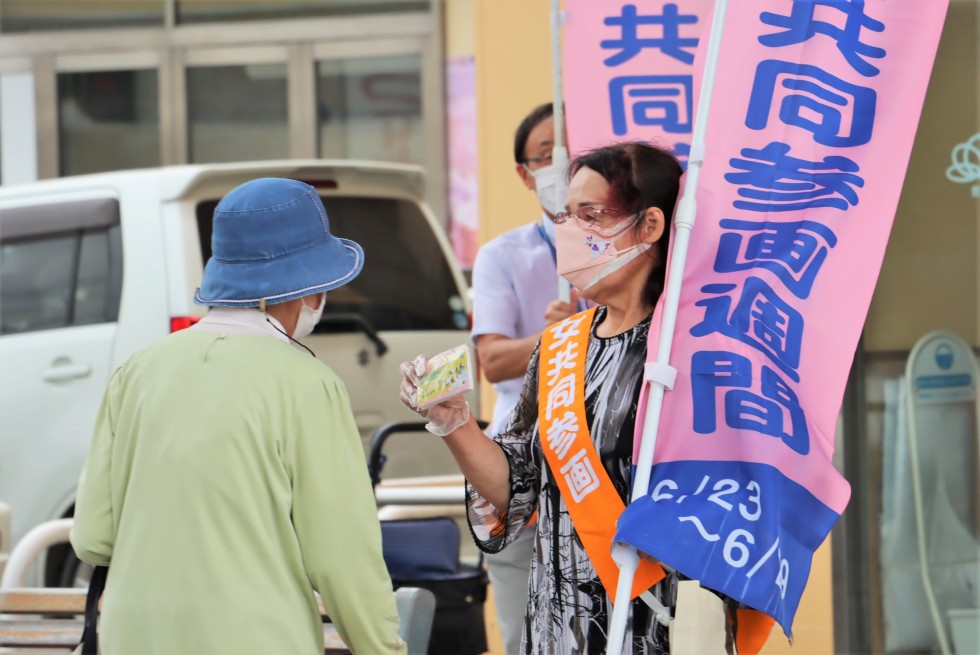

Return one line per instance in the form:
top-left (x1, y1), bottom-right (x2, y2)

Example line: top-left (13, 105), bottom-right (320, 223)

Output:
top-left (0, 519), bottom-right (435, 654)
top-left (0, 586), bottom-right (435, 654)
top-left (0, 588), bottom-right (353, 653)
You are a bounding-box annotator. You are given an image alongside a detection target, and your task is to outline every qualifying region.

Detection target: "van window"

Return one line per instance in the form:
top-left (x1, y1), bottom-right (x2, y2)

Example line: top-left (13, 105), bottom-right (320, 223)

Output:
top-left (196, 195), bottom-right (467, 331)
top-left (0, 198), bottom-right (123, 335)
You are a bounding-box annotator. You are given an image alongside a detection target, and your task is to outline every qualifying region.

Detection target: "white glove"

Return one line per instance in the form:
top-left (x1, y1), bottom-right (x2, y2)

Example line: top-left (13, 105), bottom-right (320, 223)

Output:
top-left (399, 355), bottom-right (471, 436)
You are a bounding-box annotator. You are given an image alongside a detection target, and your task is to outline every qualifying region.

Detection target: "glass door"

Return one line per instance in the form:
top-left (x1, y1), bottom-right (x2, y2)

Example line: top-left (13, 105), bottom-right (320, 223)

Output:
top-left (314, 42), bottom-right (424, 165)
top-left (182, 46), bottom-right (290, 164)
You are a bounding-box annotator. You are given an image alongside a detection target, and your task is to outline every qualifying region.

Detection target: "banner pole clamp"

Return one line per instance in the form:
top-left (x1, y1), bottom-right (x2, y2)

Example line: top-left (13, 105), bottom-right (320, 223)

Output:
top-left (687, 140), bottom-right (706, 167)
top-left (644, 362), bottom-right (677, 390)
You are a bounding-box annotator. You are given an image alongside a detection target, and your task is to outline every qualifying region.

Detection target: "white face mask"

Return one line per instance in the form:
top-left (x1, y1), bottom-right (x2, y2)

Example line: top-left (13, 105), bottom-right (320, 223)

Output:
top-left (292, 294), bottom-right (325, 340)
top-left (525, 163), bottom-right (565, 216)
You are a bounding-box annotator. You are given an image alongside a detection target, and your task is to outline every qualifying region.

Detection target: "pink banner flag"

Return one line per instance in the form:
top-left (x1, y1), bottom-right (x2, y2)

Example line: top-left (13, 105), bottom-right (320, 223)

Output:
top-left (608, 0), bottom-right (950, 636)
top-left (563, 0), bottom-right (712, 167)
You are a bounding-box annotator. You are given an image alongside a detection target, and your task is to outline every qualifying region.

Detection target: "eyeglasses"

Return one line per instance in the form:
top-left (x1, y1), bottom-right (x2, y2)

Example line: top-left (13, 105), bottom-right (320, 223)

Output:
top-left (524, 152), bottom-right (554, 167)
top-left (552, 206), bottom-right (621, 227)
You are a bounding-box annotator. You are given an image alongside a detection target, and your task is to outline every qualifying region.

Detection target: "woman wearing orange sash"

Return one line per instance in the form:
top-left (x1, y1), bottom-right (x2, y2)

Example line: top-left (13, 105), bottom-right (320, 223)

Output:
top-left (402, 142), bottom-right (703, 654)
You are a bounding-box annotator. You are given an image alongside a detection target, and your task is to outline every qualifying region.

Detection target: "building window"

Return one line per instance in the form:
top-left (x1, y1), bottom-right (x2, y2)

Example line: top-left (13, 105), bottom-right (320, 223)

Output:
top-left (187, 64), bottom-right (289, 164)
top-left (317, 55), bottom-right (423, 165)
top-left (58, 69), bottom-right (160, 176)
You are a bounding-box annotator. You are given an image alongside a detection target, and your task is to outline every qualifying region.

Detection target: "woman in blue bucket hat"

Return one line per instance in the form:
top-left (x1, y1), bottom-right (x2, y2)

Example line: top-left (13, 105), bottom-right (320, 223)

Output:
top-left (71, 178), bottom-right (406, 655)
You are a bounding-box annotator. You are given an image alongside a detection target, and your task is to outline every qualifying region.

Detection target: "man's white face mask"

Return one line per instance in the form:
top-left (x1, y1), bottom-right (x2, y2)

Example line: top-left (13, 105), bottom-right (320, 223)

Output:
top-left (526, 163), bottom-right (565, 216)
top-left (292, 294), bottom-right (325, 340)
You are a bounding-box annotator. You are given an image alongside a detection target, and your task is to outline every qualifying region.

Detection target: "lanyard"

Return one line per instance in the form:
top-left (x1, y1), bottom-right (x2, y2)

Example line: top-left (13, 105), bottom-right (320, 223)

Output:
top-left (536, 221), bottom-right (557, 264)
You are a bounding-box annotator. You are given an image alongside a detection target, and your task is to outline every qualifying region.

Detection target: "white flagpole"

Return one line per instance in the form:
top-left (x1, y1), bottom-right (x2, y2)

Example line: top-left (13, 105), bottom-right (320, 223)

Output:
top-left (550, 0), bottom-right (572, 303)
top-left (606, 1), bottom-right (730, 653)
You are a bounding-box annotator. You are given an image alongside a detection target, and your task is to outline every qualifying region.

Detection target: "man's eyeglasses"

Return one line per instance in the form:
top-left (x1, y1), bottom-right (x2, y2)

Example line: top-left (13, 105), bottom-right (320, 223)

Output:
top-left (524, 152), bottom-right (554, 166)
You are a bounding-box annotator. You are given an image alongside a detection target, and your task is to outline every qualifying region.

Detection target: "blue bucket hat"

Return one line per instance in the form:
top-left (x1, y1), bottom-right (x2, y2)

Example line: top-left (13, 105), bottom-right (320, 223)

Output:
top-left (194, 178), bottom-right (363, 307)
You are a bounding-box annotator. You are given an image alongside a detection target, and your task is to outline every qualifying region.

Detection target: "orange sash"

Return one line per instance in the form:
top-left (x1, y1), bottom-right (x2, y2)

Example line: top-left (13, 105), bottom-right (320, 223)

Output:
top-left (538, 307), bottom-right (665, 599)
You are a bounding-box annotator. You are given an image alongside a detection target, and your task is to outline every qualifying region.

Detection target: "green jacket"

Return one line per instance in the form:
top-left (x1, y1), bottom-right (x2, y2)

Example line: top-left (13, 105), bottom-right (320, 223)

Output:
top-left (72, 330), bottom-right (405, 655)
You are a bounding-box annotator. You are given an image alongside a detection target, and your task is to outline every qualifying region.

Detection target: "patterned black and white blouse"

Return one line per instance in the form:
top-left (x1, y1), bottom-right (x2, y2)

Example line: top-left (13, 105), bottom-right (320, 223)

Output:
top-left (466, 307), bottom-right (679, 654)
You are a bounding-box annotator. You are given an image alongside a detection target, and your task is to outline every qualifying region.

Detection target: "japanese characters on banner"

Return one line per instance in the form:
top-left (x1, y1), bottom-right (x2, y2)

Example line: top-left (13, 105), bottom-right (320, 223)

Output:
top-left (581, 1), bottom-right (950, 636)
top-left (563, 0), bottom-right (712, 168)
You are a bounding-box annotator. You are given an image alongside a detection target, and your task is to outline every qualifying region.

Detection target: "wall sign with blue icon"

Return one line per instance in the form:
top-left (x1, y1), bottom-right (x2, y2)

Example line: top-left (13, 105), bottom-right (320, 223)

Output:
top-left (909, 332), bottom-right (977, 404)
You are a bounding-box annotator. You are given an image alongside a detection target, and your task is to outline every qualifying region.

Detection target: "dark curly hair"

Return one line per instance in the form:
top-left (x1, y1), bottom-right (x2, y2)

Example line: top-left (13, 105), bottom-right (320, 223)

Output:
top-left (568, 142), bottom-right (682, 309)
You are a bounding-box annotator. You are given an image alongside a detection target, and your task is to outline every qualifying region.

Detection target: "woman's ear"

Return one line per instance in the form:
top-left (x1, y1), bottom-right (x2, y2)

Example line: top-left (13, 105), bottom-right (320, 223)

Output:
top-left (641, 207), bottom-right (665, 244)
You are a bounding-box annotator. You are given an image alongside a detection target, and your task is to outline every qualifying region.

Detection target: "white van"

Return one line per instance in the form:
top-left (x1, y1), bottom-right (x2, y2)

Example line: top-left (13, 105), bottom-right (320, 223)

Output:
top-left (0, 160), bottom-right (476, 584)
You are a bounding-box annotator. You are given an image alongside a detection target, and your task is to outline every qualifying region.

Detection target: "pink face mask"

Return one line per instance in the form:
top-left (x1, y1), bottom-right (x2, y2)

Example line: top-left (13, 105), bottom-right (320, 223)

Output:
top-left (554, 215), bottom-right (650, 291)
